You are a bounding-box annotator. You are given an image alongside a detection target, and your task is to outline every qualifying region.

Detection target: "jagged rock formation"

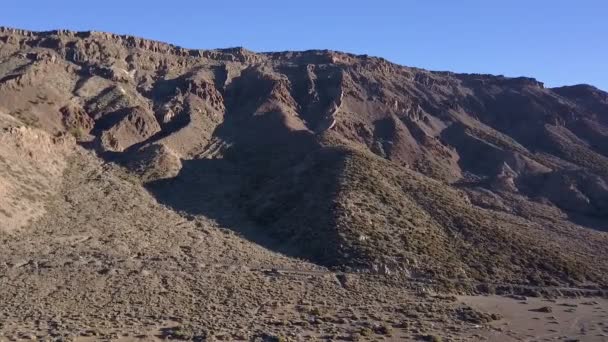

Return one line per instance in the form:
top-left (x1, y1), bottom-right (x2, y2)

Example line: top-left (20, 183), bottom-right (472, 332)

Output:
top-left (0, 27), bottom-right (607, 289)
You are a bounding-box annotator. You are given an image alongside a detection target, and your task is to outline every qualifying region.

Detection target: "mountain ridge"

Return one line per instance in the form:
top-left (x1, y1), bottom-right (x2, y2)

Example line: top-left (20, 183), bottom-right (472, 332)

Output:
top-left (5, 25), bottom-right (604, 92)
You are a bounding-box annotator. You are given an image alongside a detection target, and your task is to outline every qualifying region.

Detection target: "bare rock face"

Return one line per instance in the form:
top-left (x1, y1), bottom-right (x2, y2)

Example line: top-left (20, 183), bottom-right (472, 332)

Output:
top-left (0, 27), bottom-right (607, 288)
top-left (98, 106), bottom-right (160, 152)
top-left (60, 103), bottom-right (94, 134)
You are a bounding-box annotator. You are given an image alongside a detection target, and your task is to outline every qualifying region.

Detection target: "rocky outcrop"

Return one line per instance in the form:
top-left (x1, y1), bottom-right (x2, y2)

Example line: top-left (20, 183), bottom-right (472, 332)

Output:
top-left (125, 143), bottom-right (182, 182)
top-left (98, 106), bottom-right (161, 152)
top-left (60, 103), bottom-right (94, 134)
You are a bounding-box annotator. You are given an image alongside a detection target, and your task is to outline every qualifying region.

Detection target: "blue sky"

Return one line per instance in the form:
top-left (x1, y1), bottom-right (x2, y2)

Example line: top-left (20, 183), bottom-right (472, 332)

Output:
top-left (1, 0), bottom-right (607, 90)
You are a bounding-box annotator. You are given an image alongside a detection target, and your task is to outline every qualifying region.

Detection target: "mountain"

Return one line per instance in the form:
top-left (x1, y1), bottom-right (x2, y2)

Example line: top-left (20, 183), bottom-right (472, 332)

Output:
top-left (1, 26), bottom-right (607, 292)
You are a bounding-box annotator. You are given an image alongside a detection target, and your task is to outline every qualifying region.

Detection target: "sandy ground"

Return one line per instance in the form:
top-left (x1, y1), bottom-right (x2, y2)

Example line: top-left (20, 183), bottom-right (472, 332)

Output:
top-left (460, 295), bottom-right (608, 341)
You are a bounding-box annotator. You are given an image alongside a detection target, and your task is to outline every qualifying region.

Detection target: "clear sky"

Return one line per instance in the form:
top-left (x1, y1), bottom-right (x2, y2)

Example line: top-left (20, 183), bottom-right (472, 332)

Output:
top-left (1, 0), bottom-right (607, 90)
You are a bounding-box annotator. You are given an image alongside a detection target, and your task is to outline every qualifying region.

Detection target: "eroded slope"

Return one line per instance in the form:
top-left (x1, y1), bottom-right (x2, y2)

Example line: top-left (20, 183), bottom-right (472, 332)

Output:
top-left (0, 27), bottom-right (607, 290)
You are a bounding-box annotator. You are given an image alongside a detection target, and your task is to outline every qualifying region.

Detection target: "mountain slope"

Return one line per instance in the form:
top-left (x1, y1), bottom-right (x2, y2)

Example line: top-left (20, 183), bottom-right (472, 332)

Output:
top-left (0, 27), bottom-right (607, 289)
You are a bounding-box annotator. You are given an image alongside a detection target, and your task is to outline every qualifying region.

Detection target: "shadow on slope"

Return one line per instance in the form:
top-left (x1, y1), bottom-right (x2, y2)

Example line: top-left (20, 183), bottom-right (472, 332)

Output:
top-left (146, 111), bottom-right (608, 287)
top-left (145, 111), bottom-right (351, 265)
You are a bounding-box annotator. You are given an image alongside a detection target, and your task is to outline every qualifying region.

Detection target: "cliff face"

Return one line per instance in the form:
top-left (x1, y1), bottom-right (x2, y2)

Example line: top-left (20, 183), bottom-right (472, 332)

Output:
top-left (1, 27), bottom-right (607, 287)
